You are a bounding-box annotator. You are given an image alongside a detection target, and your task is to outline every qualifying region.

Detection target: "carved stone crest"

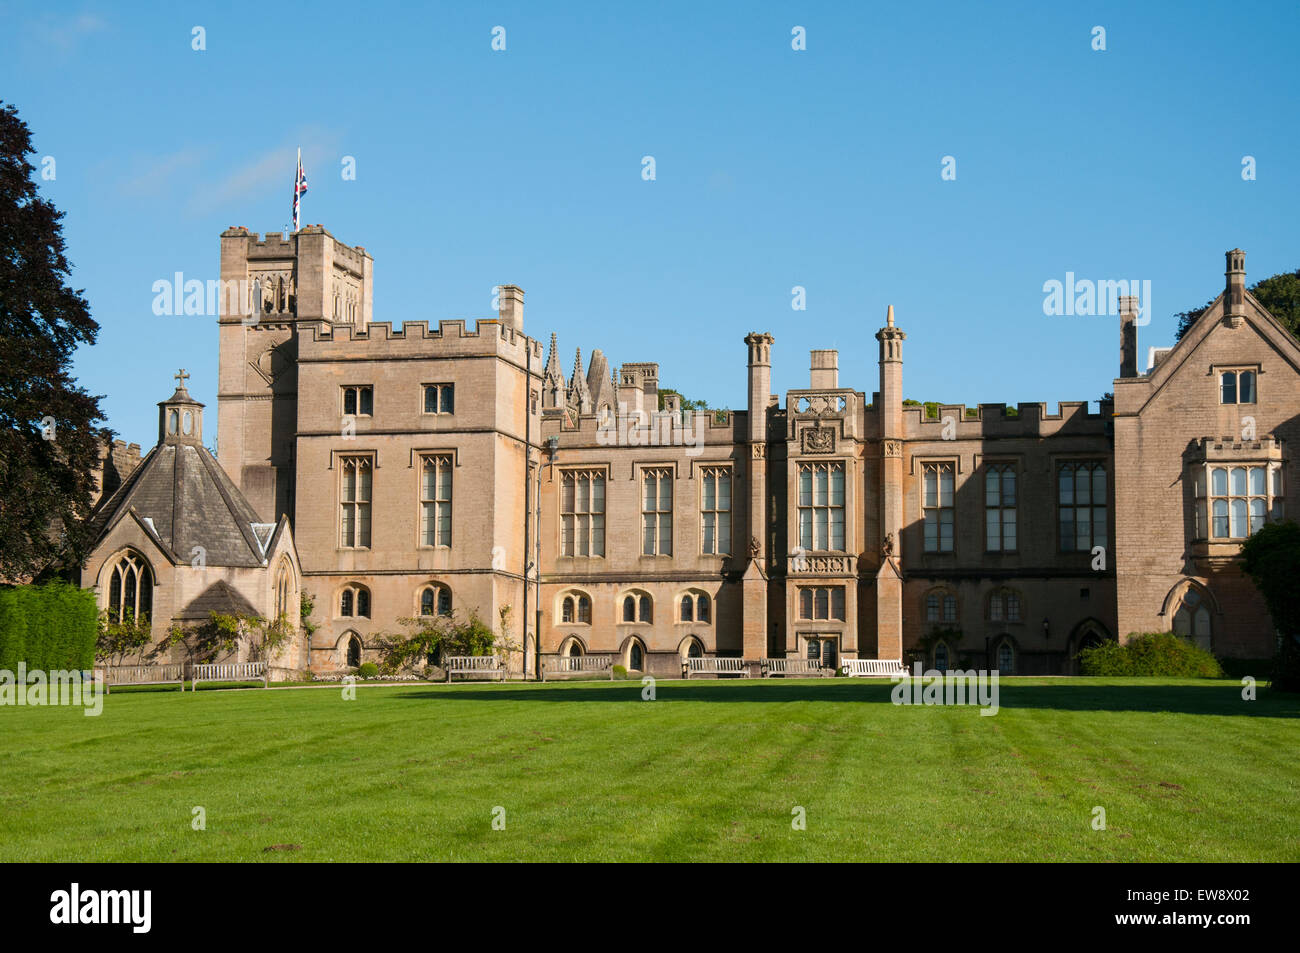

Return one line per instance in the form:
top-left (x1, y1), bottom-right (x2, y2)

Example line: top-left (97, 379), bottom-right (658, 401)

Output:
top-left (751, 442), bottom-right (766, 459)
top-left (801, 427), bottom-right (835, 454)
top-left (883, 440), bottom-right (902, 457)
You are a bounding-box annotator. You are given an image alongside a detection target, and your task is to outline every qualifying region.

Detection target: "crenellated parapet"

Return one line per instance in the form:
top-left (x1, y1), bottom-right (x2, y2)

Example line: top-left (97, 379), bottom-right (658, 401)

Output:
top-left (297, 317), bottom-right (543, 364)
top-left (905, 399), bottom-right (1112, 439)
top-left (542, 403), bottom-right (743, 450)
top-left (219, 225), bottom-right (373, 326)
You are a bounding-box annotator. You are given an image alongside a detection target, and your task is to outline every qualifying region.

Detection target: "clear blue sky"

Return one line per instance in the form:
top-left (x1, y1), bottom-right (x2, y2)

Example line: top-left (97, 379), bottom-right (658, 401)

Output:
top-left (3, 0), bottom-right (1298, 448)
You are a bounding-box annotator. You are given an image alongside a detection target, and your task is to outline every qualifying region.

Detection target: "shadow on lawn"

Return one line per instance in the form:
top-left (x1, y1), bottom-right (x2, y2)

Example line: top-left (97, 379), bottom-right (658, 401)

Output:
top-left (395, 679), bottom-right (1300, 718)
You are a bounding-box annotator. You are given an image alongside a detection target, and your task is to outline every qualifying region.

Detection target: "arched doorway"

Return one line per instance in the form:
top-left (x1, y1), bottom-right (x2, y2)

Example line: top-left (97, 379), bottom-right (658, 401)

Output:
top-left (627, 638), bottom-right (645, 672)
top-left (346, 634), bottom-right (362, 668)
top-left (995, 639), bottom-right (1015, 674)
top-left (1069, 619), bottom-right (1112, 674)
top-left (933, 641), bottom-right (950, 672)
top-left (1171, 587), bottom-right (1213, 651)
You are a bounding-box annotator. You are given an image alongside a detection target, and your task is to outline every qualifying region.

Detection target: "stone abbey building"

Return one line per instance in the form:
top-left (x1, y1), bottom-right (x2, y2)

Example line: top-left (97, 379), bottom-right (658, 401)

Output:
top-left (82, 227), bottom-right (1294, 675)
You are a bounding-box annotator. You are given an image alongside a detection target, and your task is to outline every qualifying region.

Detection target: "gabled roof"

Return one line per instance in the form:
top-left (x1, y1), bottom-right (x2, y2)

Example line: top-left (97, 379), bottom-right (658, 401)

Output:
top-left (1117, 288), bottom-right (1300, 413)
top-left (89, 442), bottom-right (270, 568)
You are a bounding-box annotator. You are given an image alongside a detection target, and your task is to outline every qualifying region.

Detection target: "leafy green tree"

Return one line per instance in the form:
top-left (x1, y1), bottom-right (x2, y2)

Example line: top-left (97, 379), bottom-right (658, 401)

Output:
top-left (1175, 268), bottom-right (1300, 341)
top-left (657, 388), bottom-right (708, 412)
top-left (0, 101), bottom-right (109, 580)
top-left (1238, 520), bottom-right (1300, 691)
top-left (158, 612), bottom-right (292, 664)
top-left (374, 609), bottom-right (498, 675)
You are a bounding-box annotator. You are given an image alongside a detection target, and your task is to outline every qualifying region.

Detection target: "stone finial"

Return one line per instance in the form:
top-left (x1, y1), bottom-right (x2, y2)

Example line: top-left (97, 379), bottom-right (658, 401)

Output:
top-left (886, 305), bottom-right (895, 327)
top-left (567, 348), bottom-right (591, 413)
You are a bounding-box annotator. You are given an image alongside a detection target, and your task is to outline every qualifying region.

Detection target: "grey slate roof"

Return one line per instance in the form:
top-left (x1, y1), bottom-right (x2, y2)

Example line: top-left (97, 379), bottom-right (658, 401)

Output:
top-left (90, 442), bottom-right (269, 568)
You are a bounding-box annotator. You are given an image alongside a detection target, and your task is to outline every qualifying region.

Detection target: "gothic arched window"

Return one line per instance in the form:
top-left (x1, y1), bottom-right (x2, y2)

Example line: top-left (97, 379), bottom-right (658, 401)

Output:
top-left (420, 585), bottom-right (451, 618)
top-left (340, 584), bottom-right (370, 619)
top-left (106, 551), bottom-right (152, 624)
top-left (622, 591), bottom-right (652, 623)
top-left (274, 558), bottom-right (293, 621)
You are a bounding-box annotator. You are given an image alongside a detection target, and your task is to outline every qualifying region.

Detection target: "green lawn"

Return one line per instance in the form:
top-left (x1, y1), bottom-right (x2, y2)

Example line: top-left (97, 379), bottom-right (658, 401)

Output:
top-left (2, 677), bottom-right (1297, 861)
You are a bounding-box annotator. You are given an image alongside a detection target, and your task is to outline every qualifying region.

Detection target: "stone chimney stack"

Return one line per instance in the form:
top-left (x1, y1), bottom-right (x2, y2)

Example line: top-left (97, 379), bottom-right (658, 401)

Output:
top-left (745, 333), bottom-right (774, 444)
top-left (876, 305), bottom-right (905, 436)
top-left (498, 284), bottom-right (524, 331)
top-left (810, 349), bottom-right (839, 389)
top-left (742, 332), bottom-right (775, 663)
top-left (1225, 249), bottom-right (1246, 319)
top-left (873, 305), bottom-right (906, 663)
top-left (1119, 295), bottom-right (1139, 378)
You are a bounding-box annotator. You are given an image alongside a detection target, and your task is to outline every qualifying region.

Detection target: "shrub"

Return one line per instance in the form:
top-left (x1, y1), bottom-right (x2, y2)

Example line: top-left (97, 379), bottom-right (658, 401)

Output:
top-left (357, 661), bottom-right (379, 679)
top-left (612, 664), bottom-right (629, 680)
top-left (376, 610), bottom-right (498, 674)
top-left (1078, 632), bottom-right (1224, 678)
top-left (0, 582), bottom-right (97, 672)
top-left (0, 588), bottom-right (28, 672)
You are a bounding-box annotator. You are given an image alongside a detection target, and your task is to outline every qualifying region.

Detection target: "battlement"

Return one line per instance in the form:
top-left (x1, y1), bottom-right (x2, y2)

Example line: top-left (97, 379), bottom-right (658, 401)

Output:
top-left (220, 224), bottom-right (366, 255)
top-left (299, 317), bottom-right (543, 362)
top-left (905, 400), bottom-right (1112, 438)
top-left (220, 224), bottom-right (373, 326)
top-left (92, 439), bottom-right (144, 509)
top-left (545, 403), bottom-right (742, 450)
top-left (1193, 435), bottom-right (1285, 460)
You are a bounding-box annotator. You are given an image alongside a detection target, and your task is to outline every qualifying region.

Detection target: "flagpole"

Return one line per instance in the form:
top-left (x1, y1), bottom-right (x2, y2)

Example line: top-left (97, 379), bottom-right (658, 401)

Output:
top-left (295, 147), bottom-right (301, 233)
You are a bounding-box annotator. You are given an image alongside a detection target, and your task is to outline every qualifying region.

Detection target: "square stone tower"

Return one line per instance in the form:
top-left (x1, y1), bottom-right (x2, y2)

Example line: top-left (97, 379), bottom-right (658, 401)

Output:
top-left (216, 226), bottom-right (374, 522)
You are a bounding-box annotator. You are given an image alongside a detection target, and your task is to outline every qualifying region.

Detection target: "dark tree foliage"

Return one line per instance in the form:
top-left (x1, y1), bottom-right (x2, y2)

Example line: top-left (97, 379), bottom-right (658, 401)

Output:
top-left (657, 387), bottom-right (708, 412)
top-left (1238, 520), bottom-right (1300, 692)
top-left (1175, 269), bottom-right (1300, 341)
top-left (0, 101), bottom-right (109, 580)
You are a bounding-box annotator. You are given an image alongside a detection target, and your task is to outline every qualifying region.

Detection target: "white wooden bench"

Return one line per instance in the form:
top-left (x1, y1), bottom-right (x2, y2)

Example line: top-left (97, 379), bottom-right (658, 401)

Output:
top-left (840, 658), bottom-right (907, 678)
top-left (684, 657), bottom-right (750, 678)
top-left (445, 655), bottom-right (504, 682)
top-left (97, 663), bottom-right (188, 694)
top-left (191, 661), bottom-right (268, 690)
top-left (542, 655), bottom-right (614, 681)
top-left (762, 658), bottom-right (827, 678)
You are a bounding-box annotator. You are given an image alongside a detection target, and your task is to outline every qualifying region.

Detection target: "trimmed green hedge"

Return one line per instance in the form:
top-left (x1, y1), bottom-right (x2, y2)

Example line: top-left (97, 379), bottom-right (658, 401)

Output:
top-left (1078, 632), bottom-right (1224, 678)
top-left (0, 582), bottom-right (98, 672)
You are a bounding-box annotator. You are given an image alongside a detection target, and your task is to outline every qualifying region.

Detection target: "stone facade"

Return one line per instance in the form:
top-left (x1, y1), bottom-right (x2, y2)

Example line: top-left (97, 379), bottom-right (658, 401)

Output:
top-left (175, 228), bottom-right (1291, 675)
top-left (1113, 251), bottom-right (1297, 662)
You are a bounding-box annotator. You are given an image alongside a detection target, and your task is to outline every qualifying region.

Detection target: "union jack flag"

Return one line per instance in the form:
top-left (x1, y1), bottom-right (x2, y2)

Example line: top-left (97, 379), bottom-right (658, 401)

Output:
top-left (292, 148), bottom-right (308, 231)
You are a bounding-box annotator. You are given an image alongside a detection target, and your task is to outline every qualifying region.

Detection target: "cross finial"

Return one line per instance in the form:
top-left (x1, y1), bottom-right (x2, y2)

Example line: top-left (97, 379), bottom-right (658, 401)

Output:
top-left (175, 368), bottom-right (190, 387)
